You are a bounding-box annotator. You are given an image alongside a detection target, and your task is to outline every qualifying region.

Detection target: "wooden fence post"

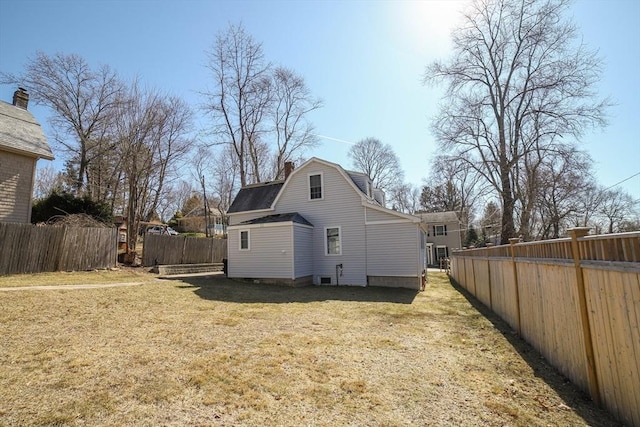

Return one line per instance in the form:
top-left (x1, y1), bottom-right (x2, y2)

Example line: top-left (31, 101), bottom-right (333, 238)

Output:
top-left (569, 227), bottom-right (601, 406)
top-left (509, 238), bottom-right (522, 336)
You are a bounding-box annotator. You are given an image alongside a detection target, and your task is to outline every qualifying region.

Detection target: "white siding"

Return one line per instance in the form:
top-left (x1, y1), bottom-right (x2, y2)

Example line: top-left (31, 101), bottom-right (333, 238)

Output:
top-left (293, 225), bottom-right (313, 278)
top-left (365, 206), bottom-right (409, 223)
top-left (0, 151), bottom-right (36, 223)
top-left (276, 162), bottom-right (367, 285)
top-left (366, 222), bottom-right (420, 277)
top-left (228, 225), bottom-right (293, 279)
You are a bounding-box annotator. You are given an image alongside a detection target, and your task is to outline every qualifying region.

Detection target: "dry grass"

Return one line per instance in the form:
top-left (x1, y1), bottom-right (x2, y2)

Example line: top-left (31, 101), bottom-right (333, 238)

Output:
top-left (0, 268), bottom-right (154, 288)
top-left (0, 272), bottom-right (620, 426)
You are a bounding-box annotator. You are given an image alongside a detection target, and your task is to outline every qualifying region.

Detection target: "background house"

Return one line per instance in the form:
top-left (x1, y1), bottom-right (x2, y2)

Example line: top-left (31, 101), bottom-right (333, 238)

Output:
top-left (0, 88), bottom-right (54, 223)
top-left (416, 211), bottom-right (463, 267)
top-left (227, 158), bottom-right (427, 289)
top-left (176, 205), bottom-right (226, 236)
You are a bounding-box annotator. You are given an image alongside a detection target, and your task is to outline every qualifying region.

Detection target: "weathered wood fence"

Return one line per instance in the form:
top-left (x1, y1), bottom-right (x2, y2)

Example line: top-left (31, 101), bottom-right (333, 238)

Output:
top-left (142, 234), bottom-right (227, 266)
top-left (0, 222), bottom-right (118, 275)
top-left (449, 229), bottom-right (640, 427)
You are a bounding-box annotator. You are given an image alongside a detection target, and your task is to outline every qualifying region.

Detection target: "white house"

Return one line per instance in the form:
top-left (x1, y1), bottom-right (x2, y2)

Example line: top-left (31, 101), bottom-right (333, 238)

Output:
top-left (226, 158), bottom-right (428, 290)
top-left (416, 211), bottom-right (463, 267)
top-left (0, 88), bottom-right (54, 223)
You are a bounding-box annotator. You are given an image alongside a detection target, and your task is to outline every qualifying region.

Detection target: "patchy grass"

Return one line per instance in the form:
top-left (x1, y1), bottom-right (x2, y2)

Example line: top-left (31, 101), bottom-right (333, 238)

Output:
top-left (0, 268), bottom-right (154, 288)
top-left (0, 272), bottom-right (619, 426)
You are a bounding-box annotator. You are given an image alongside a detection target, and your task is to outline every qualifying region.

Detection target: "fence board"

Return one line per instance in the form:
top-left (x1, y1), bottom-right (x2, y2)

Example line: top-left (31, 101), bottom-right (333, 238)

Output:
top-left (473, 258), bottom-right (491, 308)
top-left (0, 222), bottom-right (117, 275)
top-left (584, 267), bottom-right (640, 427)
top-left (450, 231), bottom-right (640, 426)
top-left (142, 234), bottom-right (227, 266)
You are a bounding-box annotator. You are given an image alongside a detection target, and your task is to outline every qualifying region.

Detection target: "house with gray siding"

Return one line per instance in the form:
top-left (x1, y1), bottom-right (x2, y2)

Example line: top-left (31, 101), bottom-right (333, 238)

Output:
top-left (416, 211), bottom-right (463, 267)
top-left (227, 158), bottom-right (427, 290)
top-left (0, 88), bottom-right (54, 223)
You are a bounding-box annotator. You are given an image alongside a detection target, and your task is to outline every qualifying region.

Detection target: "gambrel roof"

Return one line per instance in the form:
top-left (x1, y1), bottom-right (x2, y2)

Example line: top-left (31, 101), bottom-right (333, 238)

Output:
top-left (0, 100), bottom-right (53, 160)
top-left (227, 181), bottom-right (284, 213)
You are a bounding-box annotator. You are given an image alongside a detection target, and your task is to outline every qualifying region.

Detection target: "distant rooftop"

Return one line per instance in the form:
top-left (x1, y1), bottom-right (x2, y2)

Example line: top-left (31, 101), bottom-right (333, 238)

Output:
top-left (416, 211), bottom-right (460, 223)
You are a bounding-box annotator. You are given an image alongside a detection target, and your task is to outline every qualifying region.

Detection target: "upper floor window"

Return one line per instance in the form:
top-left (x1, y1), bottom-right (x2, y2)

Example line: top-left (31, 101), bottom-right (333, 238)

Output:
top-left (433, 225), bottom-right (447, 236)
top-left (309, 173), bottom-right (323, 200)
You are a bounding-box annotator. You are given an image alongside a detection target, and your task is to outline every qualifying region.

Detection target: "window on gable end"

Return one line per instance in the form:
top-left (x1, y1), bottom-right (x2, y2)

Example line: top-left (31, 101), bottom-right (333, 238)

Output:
top-left (309, 173), bottom-right (323, 200)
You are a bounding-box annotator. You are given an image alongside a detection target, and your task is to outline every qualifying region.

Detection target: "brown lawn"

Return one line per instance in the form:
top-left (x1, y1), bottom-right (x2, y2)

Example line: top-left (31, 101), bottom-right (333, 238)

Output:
top-left (0, 270), bottom-right (620, 426)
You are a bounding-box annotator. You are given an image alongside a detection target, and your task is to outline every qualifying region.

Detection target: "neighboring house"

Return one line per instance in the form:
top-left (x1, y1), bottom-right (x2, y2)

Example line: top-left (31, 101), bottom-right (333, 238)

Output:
top-left (416, 211), bottom-right (463, 267)
top-left (176, 205), bottom-right (226, 236)
top-left (227, 158), bottom-right (428, 289)
top-left (0, 88), bottom-right (54, 223)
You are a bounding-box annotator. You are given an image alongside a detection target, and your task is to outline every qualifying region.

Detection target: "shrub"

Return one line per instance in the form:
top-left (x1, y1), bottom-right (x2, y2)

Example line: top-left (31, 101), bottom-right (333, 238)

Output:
top-left (31, 191), bottom-right (113, 225)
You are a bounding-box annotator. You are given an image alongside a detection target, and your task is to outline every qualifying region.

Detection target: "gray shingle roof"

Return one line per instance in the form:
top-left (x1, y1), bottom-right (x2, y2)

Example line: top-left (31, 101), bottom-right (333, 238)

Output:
top-left (416, 211), bottom-right (460, 224)
top-left (227, 181), bottom-right (284, 213)
top-left (0, 101), bottom-right (53, 160)
top-left (237, 212), bottom-right (312, 227)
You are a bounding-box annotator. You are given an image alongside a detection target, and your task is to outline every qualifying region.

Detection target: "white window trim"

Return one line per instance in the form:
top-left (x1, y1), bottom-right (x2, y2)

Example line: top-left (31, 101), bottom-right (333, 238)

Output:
top-left (308, 172), bottom-right (324, 201)
top-left (434, 224), bottom-right (446, 236)
top-left (435, 245), bottom-right (448, 259)
top-left (324, 225), bottom-right (342, 256)
top-left (239, 229), bottom-right (250, 251)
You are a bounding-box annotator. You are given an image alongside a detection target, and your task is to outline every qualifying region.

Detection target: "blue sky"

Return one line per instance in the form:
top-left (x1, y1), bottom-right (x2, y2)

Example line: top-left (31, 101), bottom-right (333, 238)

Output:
top-left (1, 0), bottom-right (638, 201)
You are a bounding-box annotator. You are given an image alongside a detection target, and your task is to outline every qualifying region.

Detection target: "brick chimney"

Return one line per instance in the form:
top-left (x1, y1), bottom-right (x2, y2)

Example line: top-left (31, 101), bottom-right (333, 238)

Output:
top-left (13, 87), bottom-right (29, 109)
top-left (284, 161), bottom-right (295, 180)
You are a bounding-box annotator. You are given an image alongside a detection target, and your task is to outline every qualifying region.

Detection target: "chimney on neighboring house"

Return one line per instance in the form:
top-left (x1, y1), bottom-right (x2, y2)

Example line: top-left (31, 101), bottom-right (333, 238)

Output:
top-left (13, 87), bottom-right (29, 109)
top-left (284, 161), bottom-right (295, 180)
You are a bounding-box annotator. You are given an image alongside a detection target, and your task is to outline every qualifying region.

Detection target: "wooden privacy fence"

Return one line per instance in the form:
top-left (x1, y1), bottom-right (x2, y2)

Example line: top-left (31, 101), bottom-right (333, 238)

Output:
top-left (449, 229), bottom-right (640, 427)
top-left (142, 234), bottom-right (227, 266)
top-left (0, 222), bottom-right (117, 275)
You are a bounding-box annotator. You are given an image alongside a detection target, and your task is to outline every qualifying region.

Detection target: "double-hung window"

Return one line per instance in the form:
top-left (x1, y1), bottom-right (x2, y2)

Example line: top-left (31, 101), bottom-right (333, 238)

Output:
top-left (325, 226), bottom-right (341, 255)
top-left (309, 173), bottom-right (323, 200)
top-left (239, 230), bottom-right (250, 251)
top-left (433, 225), bottom-right (447, 236)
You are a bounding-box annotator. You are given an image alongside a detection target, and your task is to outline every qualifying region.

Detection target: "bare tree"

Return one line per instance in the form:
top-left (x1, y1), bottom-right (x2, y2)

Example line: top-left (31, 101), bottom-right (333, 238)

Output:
top-left (422, 154), bottom-right (488, 230)
top-left (111, 82), bottom-right (193, 252)
top-left (597, 188), bottom-right (638, 234)
top-left (271, 67), bottom-right (322, 179)
top-left (2, 52), bottom-right (125, 196)
top-left (348, 137), bottom-right (404, 193)
top-left (211, 144), bottom-right (239, 225)
top-left (425, 0), bottom-right (609, 243)
top-left (202, 23), bottom-right (271, 187)
top-left (389, 183), bottom-right (421, 214)
top-left (534, 149), bottom-right (594, 239)
top-left (143, 95), bottom-right (194, 220)
top-left (33, 164), bottom-right (64, 200)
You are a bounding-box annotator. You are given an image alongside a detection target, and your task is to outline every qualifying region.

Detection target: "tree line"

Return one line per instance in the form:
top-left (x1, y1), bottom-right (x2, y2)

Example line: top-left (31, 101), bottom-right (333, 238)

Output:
top-left (1, 22), bottom-right (321, 251)
top-left (3, 1), bottom-right (638, 251)
top-left (347, 0), bottom-right (638, 243)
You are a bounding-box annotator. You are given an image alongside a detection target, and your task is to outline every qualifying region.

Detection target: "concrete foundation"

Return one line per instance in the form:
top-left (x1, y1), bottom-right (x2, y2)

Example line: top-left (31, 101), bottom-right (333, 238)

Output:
top-left (367, 275), bottom-right (421, 290)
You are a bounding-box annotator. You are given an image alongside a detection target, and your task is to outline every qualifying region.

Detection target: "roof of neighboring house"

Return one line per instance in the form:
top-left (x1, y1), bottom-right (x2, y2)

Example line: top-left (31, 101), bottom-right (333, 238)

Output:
top-left (227, 181), bottom-right (284, 213)
top-left (182, 205), bottom-right (224, 218)
top-left (0, 100), bottom-right (54, 160)
top-left (417, 211), bottom-right (460, 224)
top-left (237, 212), bottom-right (312, 227)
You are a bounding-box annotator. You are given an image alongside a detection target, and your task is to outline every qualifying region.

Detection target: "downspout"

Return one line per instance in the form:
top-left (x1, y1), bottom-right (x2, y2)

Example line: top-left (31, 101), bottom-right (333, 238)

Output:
top-left (364, 205), bottom-right (368, 286)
